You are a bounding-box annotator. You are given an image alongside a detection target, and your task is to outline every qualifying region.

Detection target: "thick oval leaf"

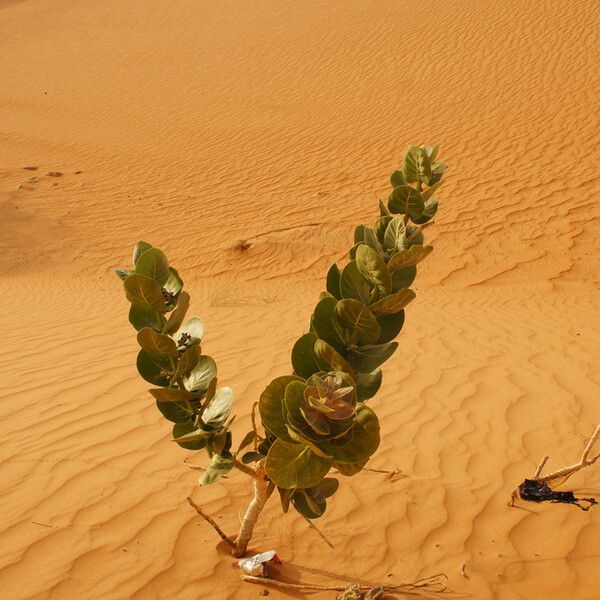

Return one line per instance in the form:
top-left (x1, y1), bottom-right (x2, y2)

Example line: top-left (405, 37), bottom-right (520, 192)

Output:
top-left (163, 267), bottom-right (183, 298)
top-left (312, 477), bottom-right (339, 500)
top-left (421, 179), bottom-right (442, 202)
top-left (172, 421), bottom-right (209, 450)
top-left (374, 216), bottom-right (392, 244)
top-left (202, 386), bottom-right (233, 428)
top-left (321, 405), bottom-right (380, 464)
top-left (354, 368), bottom-right (383, 401)
top-left (369, 289), bottom-right (416, 315)
top-left (356, 245), bottom-right (391, 295)
top-left (174, 345), bottom-right (199, 379)
top-left (137, 349), bottom-right (171, 386)
top-left (241, 451), bottom-right (263, 464)
top-left (390, 169), bottom-right (404, 188)
top-left (149, 388), bottom-right (196, 403)
top-left (291, 489), bottom-right (325, 519)
top-left (376, 310), bottom-right (405, 343)
top-left (383, 217), bottom-right (406, 251)
top-left (354, 224), bottom-right (366, 244)
top-left (378, 199), bottom-right (391, 217)
top-left (387, 245), bottom-right (432, 271)
top-left (200, 453), bottom-right (234, 485)
top-left (326, 264), bottom-right (342, 300)
top-left (124, 274), bottom-right (167, 312)
top-left (135, 247), bottom-right (170, 286)
top-left (133, 241), bottom-right (153, 265)
top-left (163, 291), bottom-right (190, 335)
top-left (340, 260), bottom-right (373, 304)
top-left (237, 431), bottom-right (256, 454)
top-left (259, 375), bottom-right (302, 442)
top-left (115, 268), bottom-right (133, 281)
top-left (334, 460), bottom-right (368, 476)
top-left (391, 266), bottom-right (417, 292)
top-left (363, 228), bottom-right (383, 256)
top-left (388, 185), bottom-right (424, 219)
top-left (412, 197), bottom-right (439, 225)
top-left (346, 341), bottom-right (398, 372)
top-left (265, 440), bottom-right (330, 489)
top-left (335, 299), bottom-right (380, 344)
top-left (311, 296), bottom-right (345, 353)
top-left (183, 355), bottom-right (217, 393)
top-left (174, 317), bottom-right (205, 349)
top-left (291, 333), bottom-right (320, 379)
top-left (314, 339), bottom-right (355, 377)
top-left (137, 327), bottom-right (178, 357)
top-left (403, 145), bottom-right (431, 184)
top-left (156, 400), bottom-right (191, 423)
top-left (129, 304), bottom-right (164, 332)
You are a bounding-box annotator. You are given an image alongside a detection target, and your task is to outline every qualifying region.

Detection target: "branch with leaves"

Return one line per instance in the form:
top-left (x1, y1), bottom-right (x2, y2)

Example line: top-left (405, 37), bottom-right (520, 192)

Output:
top-left (115, 144), bottom-right (447, 557)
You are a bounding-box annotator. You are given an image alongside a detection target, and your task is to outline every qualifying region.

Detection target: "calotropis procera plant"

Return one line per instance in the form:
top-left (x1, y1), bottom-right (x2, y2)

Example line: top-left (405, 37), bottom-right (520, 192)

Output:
top-left (115, 144), bottom-right (446, 557)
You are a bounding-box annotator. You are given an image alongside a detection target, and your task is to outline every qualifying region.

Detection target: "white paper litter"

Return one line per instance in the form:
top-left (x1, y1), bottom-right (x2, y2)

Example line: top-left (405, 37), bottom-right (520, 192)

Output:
top-left (237, 550), bottom-right (279, 576)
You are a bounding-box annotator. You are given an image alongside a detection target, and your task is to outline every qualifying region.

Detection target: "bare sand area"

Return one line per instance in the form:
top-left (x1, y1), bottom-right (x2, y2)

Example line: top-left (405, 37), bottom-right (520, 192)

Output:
top-left (1, 1), bottom-right (600, 598)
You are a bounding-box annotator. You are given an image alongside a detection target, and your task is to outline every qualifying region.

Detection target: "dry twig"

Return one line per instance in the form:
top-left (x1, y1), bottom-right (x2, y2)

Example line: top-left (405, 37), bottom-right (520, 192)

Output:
top-left (187, 496), bottom-right (236, 550)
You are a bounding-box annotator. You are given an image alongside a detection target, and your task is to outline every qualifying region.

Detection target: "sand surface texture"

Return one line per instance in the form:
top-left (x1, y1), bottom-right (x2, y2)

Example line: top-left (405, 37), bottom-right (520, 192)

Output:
top-left (2, 1), bottom-right (600, 598)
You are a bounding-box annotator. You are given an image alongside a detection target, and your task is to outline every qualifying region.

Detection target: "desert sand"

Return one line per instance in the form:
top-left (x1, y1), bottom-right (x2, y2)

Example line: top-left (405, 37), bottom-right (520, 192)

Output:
top-left (2, 0), bottom-right (600, 598)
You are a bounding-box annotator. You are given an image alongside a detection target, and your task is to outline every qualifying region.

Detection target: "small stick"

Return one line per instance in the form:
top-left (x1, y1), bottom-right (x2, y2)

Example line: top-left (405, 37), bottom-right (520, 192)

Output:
top-left (460, 563), bottom-right (469, 579)
top-left (537, 425), bottom-right (600, 484)
top-left (233, 223), bottom-right (321, 250)
top-left (187, 497), bottom-right (236, 550)
top-left (242, 574), bottom-right (449, 596)
top-left (250, 401), bottom-right (262, 450)
top-left (302, 516), bottom-right (334, 549)
top-left (532, 456), bottom-right (549, 479)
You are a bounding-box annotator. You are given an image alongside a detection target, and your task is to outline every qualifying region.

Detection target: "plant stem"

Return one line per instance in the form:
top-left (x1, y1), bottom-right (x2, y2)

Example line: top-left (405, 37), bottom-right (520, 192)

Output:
top-left (233, 459), bottom-right (260, 479)
top-left (233, 470), bottom-right (274, 557)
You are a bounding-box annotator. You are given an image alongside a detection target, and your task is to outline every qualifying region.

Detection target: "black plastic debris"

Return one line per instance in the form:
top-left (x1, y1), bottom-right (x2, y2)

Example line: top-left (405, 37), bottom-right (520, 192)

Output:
top-left (519, 479), bottom-right (598, 511)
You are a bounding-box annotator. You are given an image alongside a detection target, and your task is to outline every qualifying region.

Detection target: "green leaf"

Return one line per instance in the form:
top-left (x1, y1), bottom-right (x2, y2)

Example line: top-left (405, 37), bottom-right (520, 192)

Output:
top-left (115, 268), bottom-right (133, 281)
top-left (335, 299), bottom-right (380, 345)
top-left (374, 216), bottom-right (392, 245)
top-left (403, 145), bottom-right (431, 184)
top-left (378, 199), bottom-right (391, 217)
top-left (387, 245), bottom-right (432, 271)
top-left (311, 296), bottom-right (345, 353)
top-left (421, 179), bottom-right (442, 202)
top-left (163, 291), bottom-right (190, 334)
top-left (259, 375), bottom-right (302, 442)
top-left (326, 264), bottom-right (342, 300)
top-left (390, 170), bottom-right (404, 188)
top-left (136, 349), bottom-right (171, 386)
top-left (135, 248), bottom-right (170, 286)
top-left (356, 245), bottom-right (391, 295)
top-left (172, 421), bottom-right (209, 450)
top-left (314, 339), bottom-right (355, 376)
top-left (156, 401), bottom-right (191, 423)
top-left (412, 197), bottom-right (439, 225)
top-left (237, 431), bottom-right (256, 454)
top-left (279, 487), bottom-right (294, 513)
top-left (426, 144), bottom-right (439, 163)
top-left (202, 387), bottom-right (233, 428)
top-left (376, 310), bottom-right (405, 343)
top-left (173, 345), bottom-right (199, 379)
top-left (355, 369), bottom-right (383, 401)
top-left (354, 224), bottom-right (366, 244)
top-left (388, 185), bottom-right (424, 220)
top-left (124, 274), bottom-right (167, 312)
top-left (128, 304), bottom-right (164, 332)
top-left (340, 260), bottom-right (373, 305)
top-left (363, 228), bottom-right (383, 256)
top-left (183, 355), bottom-right (217, 393)
top-left (346, 341), bottom-right (398, 372)
top-left (334, 460), bottom-right (367, 476)
top-left (391, 266), bottom-right (417, 292)
top-left (291, 333), bottom-right (320, 379)
top-left (383, 217), bottom-right (406, 251)
top-left (133, 241), bottom-right (153, 265)
top-left (163, 267), bottom-right (183, 299)
top-left (369, 289), bottom-right (416, 315)
top-left (321, 405), bottom-right (380, 463)
top-left (241, 451), bottom-right (263, 464)
top-left (265, 440), bottom-right (330, 489)
top-left (174, 317), bottom-right (205, 349)
top-left (149, 388), bottom-right (196, 403)
top-left (137, 327), bottom-right (178, 357)
top-left (200, 453), bottom-right (234, 485)
top-left (291, 489), bottom-right (324, 519)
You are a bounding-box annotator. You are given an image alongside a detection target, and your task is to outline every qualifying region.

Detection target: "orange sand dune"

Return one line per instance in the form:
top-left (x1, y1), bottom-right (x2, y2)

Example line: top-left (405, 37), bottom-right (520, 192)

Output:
top-left (2, 1), bottom-right (600, 598)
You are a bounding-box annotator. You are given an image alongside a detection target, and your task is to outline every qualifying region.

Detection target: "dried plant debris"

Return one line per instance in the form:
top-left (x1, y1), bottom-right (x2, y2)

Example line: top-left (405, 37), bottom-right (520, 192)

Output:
top-left (518, 479), bottom-right (597, 511)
